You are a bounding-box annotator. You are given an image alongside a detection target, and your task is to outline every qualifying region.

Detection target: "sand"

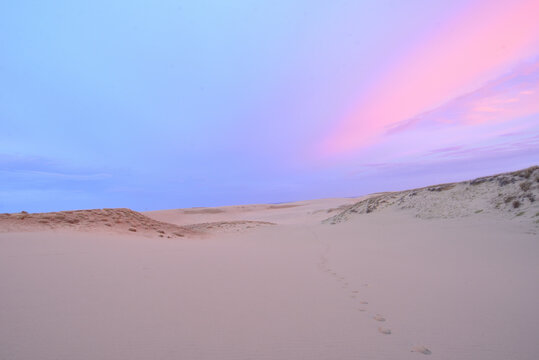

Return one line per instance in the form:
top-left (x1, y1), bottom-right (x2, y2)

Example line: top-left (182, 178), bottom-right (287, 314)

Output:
top-left (1, 167), bottom-right (538, 359)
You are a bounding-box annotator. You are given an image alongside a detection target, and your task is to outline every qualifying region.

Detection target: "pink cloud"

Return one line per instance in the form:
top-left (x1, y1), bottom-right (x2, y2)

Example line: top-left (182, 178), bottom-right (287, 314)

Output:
top-left (384, 60), bottom-right (539, 132)
top-left (319, 0), bottom-right (539, 157)
top-left (322, 61), bottom-right (539, 174)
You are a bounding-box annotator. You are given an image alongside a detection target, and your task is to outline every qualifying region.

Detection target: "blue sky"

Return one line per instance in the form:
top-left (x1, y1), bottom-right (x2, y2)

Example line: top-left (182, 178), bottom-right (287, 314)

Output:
top-left (1, 1), bottom-right (538, 212)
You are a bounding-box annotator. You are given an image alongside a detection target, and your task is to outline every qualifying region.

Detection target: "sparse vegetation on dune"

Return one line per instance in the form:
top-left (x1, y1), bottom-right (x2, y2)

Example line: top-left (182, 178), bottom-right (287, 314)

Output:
top-left (0, 208), bottom-right (198, 238)
top-left (185, 220), bottom-right (276, 233)
top-left (520, 181), bottom-right (532, 191)
top-left (325, 166), bottom-right (539, 224)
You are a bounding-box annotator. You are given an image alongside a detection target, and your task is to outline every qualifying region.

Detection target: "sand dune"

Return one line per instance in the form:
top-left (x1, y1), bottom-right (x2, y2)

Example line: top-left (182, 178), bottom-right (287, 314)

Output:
top-left (0, 208), bottom-right (198, 238)
top-left (1, 166), bottom-right (538, 359)
top-left (327, 166), bottom-right (539, 228)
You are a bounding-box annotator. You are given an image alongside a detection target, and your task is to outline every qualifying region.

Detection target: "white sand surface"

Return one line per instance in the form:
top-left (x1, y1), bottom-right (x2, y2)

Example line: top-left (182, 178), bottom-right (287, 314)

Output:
top-left (1, 167), bottom-right (538, 359)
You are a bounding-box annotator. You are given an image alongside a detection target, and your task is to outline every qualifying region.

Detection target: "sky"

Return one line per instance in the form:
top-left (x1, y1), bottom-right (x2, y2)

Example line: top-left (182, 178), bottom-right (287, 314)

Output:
top-left (1, 0), bottom-right (538, 213)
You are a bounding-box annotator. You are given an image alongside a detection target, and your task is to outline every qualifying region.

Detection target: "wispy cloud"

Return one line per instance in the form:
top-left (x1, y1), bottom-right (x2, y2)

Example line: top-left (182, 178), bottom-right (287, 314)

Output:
top-left (321, 58), bottom-right (539, 181)
top-left (0, 169), bottom-right (111, 181)
top-left (0, 153), bottom-right (117, 212)
top-left (320, 0), bottom-right (539, 156)
top-left (0, 154), bottom-right (111, 181)
top-left (387, 60), bottom-right (539, 133)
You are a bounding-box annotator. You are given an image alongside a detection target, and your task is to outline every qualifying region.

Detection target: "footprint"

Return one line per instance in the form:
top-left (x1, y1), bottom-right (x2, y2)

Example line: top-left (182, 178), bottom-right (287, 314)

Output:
top-left (373, 314), bottom-right (386, 322)
top-left (411, 346), bottom-right (432, 355)
top-left (378, 327), bottom-right (391, 335)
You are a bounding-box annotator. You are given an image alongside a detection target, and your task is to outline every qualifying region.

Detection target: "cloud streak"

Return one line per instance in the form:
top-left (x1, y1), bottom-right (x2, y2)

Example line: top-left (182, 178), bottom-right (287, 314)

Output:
top-left (320, 0), bottom-right (539, 157)
top-left (0, 154), bottom-right (111, 182)
top-left (387, 60), bottom-right (539, 133)
top-left (321, 60), bottom-right (539, 180)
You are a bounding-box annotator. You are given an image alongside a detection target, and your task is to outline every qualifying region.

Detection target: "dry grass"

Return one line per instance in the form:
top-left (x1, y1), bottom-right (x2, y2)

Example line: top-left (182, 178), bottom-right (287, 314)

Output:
top-left (520, 181), bottom-right (532, 191)
top-left (516, 166), bottom-right (538, 179)
top-left (184, 220), bottom-right (275, 232)
top-left (504, 196), bottom-right (516, 204)
top-left (183, 208), bottom-right (225, 214)
top-left (268, 204), bottom-right (302, 209)
top-left (426, 184), bottom-right (456, 192)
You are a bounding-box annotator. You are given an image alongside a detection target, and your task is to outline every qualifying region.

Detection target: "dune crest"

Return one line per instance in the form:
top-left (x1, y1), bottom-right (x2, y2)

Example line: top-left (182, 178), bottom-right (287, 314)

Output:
top-left (0, 208), bottom-right (198, 238)
top-left (325, 166), bottom-right (539, 225)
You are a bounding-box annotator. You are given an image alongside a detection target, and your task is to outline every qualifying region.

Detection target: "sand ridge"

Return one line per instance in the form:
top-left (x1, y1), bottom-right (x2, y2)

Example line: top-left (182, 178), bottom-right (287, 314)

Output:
top-left (326, 166), bottom-right (539, 228)
top-left (0, 208), bottom-right (199, 238)
top-left (0, 209), bottom-right (278, 238)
